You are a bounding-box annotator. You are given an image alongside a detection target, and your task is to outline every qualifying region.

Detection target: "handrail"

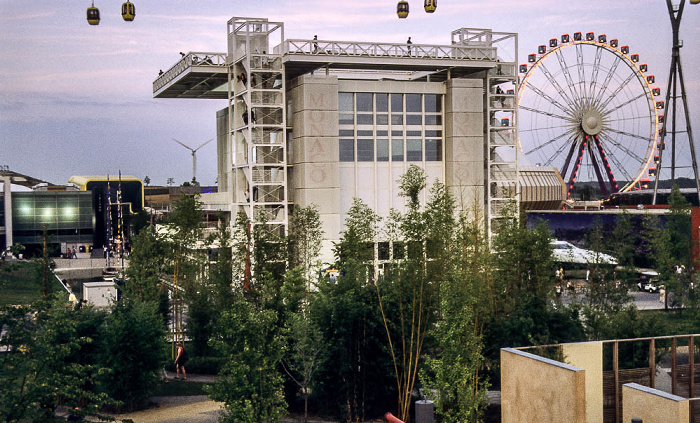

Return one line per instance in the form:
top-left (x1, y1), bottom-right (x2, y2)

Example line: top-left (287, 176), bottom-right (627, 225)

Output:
top-left (153, 52), bottom-right (228, 92)
top-left (280, 39), bottom-right (498, 62)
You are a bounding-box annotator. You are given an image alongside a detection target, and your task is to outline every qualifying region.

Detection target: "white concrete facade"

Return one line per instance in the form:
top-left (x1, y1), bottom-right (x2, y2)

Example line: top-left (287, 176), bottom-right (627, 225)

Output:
top-left (155, 18), bottom-right (520, 262)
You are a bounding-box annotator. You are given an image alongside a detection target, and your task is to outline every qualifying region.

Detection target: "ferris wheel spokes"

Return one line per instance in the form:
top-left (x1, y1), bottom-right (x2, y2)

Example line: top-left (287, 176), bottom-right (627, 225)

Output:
top-left (554, 49), bottom-right (583, 104)
top-left (539, 60), bottom-right (579, 108)
top-left (602, 91), bottom-right (647, 117)
top-left (523, 79), bottom-right (575, 116)
top-left (519, 104), bottom-right (573, 122)
top-left (542, 130), bottom-right (580, 167)
top-left (525, 127), bottom-right (578, 156)
top-left (592, 55), bottom-right (622, 108)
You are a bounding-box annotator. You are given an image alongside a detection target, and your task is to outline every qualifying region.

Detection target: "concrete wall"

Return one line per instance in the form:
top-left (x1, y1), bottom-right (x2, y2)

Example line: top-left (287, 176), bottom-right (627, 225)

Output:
top-left (54, 258), bottom-right (121, 279)
top-left (562, 341), bottom-right (603, 423)
top-left (501, 347), bottom-right (586, 423)
top-left (622, 383), bottom-right (689, 423)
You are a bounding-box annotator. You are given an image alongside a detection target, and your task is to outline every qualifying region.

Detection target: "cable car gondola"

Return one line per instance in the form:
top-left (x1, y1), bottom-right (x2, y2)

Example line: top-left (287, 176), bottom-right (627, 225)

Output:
top-left (122, 1), bottom-right (135, 21)
top-left (424, 0), bottom-right (437, 13)
top-left (397, 0), bottom-right (409, 18)
top-left (87, 1), bottom-right (100, 25)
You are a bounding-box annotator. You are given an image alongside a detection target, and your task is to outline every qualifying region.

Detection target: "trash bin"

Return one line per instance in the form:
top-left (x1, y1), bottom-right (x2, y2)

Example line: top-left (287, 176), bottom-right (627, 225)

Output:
top-left (415, 399), bottom-right (434, 423)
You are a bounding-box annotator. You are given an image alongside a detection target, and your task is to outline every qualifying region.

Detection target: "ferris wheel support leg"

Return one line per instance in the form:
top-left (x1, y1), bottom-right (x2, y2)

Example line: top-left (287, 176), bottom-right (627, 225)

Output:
top-left (560, 139), bottom-right (579, 180)
top-left (652, 50), bottom-right (678, 205)
top-left (587, 142), bottom-right (610, 197)
top-left (675, 55), bottom-right (700, 205)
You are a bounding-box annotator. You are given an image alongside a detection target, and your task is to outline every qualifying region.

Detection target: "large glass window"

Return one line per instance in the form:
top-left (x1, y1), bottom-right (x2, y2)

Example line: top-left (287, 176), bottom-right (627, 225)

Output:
top-left (356, 93), bottom-right (373, 125)
top-left (406, 115), bottom-right (422, 125)
top-left (392, 139), bottom-right (404, 161)
top-left (339, 92), bottom-right (354, 125)
top-left (357, 139), bottom-right (374, 161)
top-left (376, 139), bottom-right (389, 161)
top-left (356, 93), bottom-right (373, 112)
top-left (376, 94), bottom-right (388, 112)
top-left (406, 94), bottom-right (422, 113)
top-left (337, 93), bottom-right (443, 163)
top-left (339, 138), bottom-right (354, 161)
top-left (425, 139), bottom-right (442, 161)
top-left (406, 138), bottom-right (422, 161)
top-left (357, 114), bottom-right (373, 125)
top-left (376, 93), bottom-right (388, 126)
top-left (339, 93), bottom-right (354, 111)
top-left (391, 94), bottom-right (403, 111)
top-left (424, 94), bottom-right (441, 113)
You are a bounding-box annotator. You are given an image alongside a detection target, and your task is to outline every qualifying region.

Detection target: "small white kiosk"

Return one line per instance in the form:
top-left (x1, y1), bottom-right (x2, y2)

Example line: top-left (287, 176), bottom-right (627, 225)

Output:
top-left (82, 281), bottom-right (117, 308)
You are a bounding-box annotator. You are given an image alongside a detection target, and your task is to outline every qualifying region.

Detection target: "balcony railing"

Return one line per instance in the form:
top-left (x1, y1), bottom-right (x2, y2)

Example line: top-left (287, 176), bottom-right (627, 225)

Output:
top-left (153, 52), bottom-right (228, 92)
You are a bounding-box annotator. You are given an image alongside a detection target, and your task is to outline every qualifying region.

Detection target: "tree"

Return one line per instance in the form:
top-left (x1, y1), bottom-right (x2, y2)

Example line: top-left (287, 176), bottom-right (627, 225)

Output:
top-left (420, 202), bottom-right (489, 422)
top-left (581, 218), bottom-right (632, 339)
top-left (208, 297), bottom-right (287, 423)
top-left (334, 197), bottom-right (380, 267)
top-left (643, 186), bottom-right (693, 310)
top-left (207, 219), bottom-right (235, 315)
top-left (667, 185), bottom-right (692, 269)
top-left (375, 166), bottom-right (438, 422)
top-left (288, 204), bottom-right (324, 289)
top-left (643, 214), bottom-right (675, 310)
top-left (166, 195), bottom-right (205, 355)
top-left (98, 299), bottom-right (167, 411)
top-left (125, 225), bottom-right (168, 305)
top-left (0, 296), bottom-right (114, 422)
top-left (483, 211), bottom-right (585, 378)
top-left (312, 197), bottom-right (391, 421)
top-left (281, 275), bottom-right (323, 423)
top-left (311, 261), bottom-right (393, 422)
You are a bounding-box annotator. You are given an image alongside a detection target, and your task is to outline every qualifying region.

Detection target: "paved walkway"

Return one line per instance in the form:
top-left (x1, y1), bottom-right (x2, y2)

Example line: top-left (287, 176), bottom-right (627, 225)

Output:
top-left (109, 395), bottom-right (223, 422)
top-left (163, 370), bottom-right (217, 383)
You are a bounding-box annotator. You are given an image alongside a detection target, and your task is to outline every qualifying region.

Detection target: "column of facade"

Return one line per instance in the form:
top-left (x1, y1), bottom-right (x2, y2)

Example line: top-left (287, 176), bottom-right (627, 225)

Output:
top-left (444, 78), bottom-right (485, 212)
top-left (288, 75), bottom-right (340, 264)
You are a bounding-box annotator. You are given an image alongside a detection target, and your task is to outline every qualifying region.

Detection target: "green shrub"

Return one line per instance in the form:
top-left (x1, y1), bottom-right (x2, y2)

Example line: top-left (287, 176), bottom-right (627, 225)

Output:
top-left (98, 299), bottom-right (167, 411)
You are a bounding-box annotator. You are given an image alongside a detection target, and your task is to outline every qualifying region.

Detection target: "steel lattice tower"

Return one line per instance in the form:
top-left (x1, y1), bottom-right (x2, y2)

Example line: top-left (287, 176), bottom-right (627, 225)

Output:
top-left (653, 0), bottom-right (700, 204)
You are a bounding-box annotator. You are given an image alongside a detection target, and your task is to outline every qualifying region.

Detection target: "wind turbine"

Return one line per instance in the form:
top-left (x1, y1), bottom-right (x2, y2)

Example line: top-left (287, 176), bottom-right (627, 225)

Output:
top-left (173, 138), bottom-right (213, 184)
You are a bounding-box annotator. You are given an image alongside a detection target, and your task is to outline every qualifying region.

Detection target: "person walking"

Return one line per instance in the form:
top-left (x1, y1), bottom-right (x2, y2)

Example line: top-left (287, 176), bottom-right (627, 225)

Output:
top-left (175, 344), bottom-right (188, 380)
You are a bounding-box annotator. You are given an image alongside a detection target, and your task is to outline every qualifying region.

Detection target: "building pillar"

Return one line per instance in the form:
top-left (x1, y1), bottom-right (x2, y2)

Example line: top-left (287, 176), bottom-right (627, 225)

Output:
top-left (288, 74), bottom-right (340, 264)
top-left (444, 78), bottom-right (485, 210)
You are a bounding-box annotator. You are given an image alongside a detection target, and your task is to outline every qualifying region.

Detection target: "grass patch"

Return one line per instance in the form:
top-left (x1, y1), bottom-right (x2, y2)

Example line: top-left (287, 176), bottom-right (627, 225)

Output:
top-left (0, 262), bottom-right (63, 306)
top-left (153, 380), bottom-right (209, 396)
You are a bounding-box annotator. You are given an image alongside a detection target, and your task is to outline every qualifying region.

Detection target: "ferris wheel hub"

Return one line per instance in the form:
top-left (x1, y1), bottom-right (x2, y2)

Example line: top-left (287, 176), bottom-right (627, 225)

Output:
top-left (581, 110), bottom-right (603, 136)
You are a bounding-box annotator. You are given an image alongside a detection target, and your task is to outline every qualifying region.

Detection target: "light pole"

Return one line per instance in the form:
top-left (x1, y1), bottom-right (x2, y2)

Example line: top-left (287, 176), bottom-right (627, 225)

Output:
top-left (653, 0), bottom-right (700, 204)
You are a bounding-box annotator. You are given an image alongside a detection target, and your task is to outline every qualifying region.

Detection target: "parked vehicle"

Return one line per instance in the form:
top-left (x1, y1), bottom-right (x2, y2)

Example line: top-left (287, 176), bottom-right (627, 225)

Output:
top-left (637, 270), bottom-right (661, 293)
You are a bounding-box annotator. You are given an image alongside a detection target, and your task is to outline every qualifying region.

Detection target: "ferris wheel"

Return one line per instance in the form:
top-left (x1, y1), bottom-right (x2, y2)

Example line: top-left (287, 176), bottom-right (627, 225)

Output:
top-left (518, 32), bottom-right (662, 198)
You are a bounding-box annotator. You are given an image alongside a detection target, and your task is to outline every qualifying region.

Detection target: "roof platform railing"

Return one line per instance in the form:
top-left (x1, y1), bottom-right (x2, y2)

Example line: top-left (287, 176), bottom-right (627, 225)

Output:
top-left (278, 38), bottom-right (498, 62)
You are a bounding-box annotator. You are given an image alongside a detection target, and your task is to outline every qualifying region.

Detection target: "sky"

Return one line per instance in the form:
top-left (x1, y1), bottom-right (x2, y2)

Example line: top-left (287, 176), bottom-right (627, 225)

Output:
top-left (1, 0), bottom-right (698, 188)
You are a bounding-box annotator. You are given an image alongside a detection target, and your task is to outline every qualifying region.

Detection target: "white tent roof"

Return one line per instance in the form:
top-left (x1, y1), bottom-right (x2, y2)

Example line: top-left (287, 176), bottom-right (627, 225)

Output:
top-left (551, 240), bottom-right (617, 265)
